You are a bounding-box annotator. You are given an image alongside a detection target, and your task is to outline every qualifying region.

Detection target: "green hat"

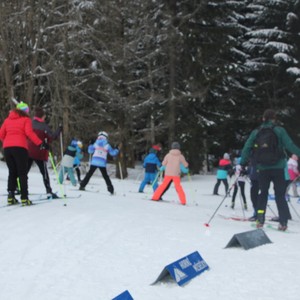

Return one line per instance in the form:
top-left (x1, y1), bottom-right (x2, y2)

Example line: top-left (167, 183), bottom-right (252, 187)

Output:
top-left (16, 101), bottom-right (29, 113)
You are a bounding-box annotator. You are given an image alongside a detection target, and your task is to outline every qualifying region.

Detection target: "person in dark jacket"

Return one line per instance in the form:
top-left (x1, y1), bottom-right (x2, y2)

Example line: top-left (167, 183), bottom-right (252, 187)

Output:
top-left (240, 109), bottom-right (300, 231)
top-left (138, 147), bottom-right (161, 192)
top-left (0, 102), bottom-right (45, 206)
top-left (27, 107), bottom-right (61, 198)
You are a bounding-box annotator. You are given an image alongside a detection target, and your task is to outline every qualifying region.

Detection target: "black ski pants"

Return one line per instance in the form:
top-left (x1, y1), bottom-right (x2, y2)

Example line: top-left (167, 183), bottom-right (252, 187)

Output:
top-left (4, 147), bottom-right (29, 200)
top-left (250, 179), bottom-right (259, 215)
top-left (258, 168), bottom-right (290, 225)
top-left (80, 165), bottom-right (113, 193)
top-left (28, 158), bottom-right (52, 194)
top-left (232, 181), bottom-right (246, 204)
top-left (213, 179), bottom-right (228, 194)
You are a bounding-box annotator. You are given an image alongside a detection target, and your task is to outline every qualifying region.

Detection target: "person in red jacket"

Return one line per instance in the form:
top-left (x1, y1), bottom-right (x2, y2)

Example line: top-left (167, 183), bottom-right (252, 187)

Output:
top-left (0, 102), bottom-right (46, 206)
top-left (27, 107), bottom-right (61, 199)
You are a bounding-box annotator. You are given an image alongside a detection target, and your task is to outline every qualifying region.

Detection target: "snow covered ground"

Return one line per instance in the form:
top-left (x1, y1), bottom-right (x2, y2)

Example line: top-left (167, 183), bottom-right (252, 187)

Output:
top-left (0, 160), bottom-right (299, 300)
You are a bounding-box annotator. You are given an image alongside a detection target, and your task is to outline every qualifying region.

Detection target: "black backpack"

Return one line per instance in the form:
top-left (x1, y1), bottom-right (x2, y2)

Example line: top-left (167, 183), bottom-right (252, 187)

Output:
top-left (253, 126), bottom-right (283, 165)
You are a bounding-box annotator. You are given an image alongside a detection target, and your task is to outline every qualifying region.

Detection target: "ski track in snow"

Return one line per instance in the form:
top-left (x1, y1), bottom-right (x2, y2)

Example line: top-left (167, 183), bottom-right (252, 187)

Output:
top-left (0, 162), bottom-right (300, 300)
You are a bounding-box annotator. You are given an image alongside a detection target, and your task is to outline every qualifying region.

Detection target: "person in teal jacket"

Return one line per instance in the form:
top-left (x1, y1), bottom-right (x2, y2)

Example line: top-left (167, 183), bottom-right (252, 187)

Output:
top-left (213, 153), bottom-right (233, 195)
top-left (240, 109), bottom-right (300, 231)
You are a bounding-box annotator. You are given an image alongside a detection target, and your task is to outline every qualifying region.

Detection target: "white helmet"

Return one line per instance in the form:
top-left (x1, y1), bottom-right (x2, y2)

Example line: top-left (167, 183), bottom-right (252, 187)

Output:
top-left (98, 131), bottom-right (108, 138)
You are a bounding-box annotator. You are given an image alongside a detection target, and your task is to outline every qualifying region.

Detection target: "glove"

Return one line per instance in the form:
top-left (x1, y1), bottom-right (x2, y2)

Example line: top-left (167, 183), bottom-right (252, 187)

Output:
top-left (228, 169), bottom-right (235, 178)
top-left (180, 163), bottom-right (189, 174)
top-left (40, 141), bottom-right (49, 150)
top-left (239, 166), bottom-right (247, 176)
top-left (160, 165), bottom-right (166, 172)
top-left (58, 124), bottom-right (63, 132)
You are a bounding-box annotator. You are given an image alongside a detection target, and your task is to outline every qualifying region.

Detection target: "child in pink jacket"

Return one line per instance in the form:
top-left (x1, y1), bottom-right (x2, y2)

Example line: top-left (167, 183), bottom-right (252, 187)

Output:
top-left (151, 142), bottom-right (189, 205)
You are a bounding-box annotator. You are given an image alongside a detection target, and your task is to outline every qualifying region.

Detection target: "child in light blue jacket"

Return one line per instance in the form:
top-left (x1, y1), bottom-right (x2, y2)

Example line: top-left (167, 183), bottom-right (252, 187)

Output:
top-left (79, 131), bottom-right (119, 194)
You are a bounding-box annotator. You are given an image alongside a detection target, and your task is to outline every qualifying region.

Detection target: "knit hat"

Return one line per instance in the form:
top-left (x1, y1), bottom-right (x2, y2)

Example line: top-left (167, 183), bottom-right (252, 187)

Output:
top-left (171, 142), bottom-right (180, 150)
top-left (16, 101), bottom-right (29, 113)
top-left (292, 154), bottom-right (298, 161)
top-left (152, 144), bottom-right (162, 151)
top-left (71, 139), bottom-right (78, 147)
top-left (34, 107), bottom-right (45, 118)
top-left (223, 153), bottom-right (230, 160)
top-left (98, 131), bottom-right (108, 139)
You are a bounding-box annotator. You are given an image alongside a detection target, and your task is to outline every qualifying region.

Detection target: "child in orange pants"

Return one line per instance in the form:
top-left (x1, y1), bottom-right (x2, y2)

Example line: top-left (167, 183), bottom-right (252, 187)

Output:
top-left (151, 142), bottom-right (189, 205)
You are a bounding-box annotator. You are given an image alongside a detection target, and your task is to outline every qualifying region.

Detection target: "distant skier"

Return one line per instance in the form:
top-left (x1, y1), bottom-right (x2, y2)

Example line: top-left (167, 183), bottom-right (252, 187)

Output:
top-left (59, 139), bottom-right (82, 186)
top-left (27, 107), bottom-right (62, 199)
top-left (287, 154), bottom-right (299, 197)
top-left (67, 140), bottom-right (83, 183)
top-left (79, 131), bottom-right (120, 195)
top-left (151, 142), bottom-right (189, 205)
top-left (138, 146), bottom-right (161, 193)
top-left (213, 153), bottom-right (233, 195)
top-left (231, 157), bottom-right (247, 210)
top-left (0, 101), bottom-right (46, 206)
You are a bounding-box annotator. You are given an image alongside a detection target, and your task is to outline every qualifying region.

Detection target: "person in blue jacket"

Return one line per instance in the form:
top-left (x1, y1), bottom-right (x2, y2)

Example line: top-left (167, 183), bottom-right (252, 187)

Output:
top-left (79, 131), bottom-right (119, 194)
top-left (59, 140), bottom-right (82, 186)
top-left (73, 140), bottom-right (83, 182)
top-left (138, 147), bottom-right (161, 192)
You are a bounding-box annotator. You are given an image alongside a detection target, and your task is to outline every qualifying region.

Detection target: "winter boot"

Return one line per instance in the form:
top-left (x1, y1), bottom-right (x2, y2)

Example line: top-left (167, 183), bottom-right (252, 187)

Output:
top-left (79, 185), bottom-right (85, 191)
top-left (7, 192), bottom-right (19, 205)
top-left (107, 185), bottom-right (114, 195)
top-left (278, 222), bottom-right (288, 231)
top-left (244, 203), bottom-right (248, 210)
top-left (230, 201), bottom-right (235, 209)
top-left (248, 215), bottom-right (256, 222)
top-left (47, 192), bottom-right (59, 199)
top-left (256, 210), bottom-right (265, 228)
top-left (21, 199), bottom-right (33, 206)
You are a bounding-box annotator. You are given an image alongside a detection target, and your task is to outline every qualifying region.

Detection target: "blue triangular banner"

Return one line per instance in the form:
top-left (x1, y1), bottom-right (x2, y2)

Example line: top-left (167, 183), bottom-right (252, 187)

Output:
top-left (152, 251), bottom-right (209, 286)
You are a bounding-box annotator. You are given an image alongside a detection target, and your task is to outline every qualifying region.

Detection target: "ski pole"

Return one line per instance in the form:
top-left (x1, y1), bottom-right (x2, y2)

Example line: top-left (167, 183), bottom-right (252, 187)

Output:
top-left (267, 204), bottom-right (277, 216)
top-left (151, 171), bottom-right (161, 189)
top-left (17, 177), bottom-right (21, 192)
top-left (59, 130), bottom-right (67, 197)
top-left (204, 177), bottom-right (239, 227)
top-left (118, 161), bottom-right (126, 196)
top-left (48, 151), bottom-right (66, 205)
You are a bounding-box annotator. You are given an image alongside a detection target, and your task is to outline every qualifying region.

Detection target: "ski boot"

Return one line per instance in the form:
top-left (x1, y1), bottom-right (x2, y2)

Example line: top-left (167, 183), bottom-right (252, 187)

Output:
top-left (256, 210), bottom-right (265, 228)
top-left (21, 199), bottom-right (33, 206)
top-left (7, 192), bottom-right (19, 205)
top-left (47, 192), bottom-right (59, 199)
top-left (107, 185), bottom-right (114, 195)
top-left (278, 222), bottom-right (288, 231)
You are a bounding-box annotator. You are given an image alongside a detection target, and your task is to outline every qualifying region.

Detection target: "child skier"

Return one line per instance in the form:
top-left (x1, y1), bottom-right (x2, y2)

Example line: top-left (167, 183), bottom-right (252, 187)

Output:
top-left (58, 139), bottom-right (82, 186)
top-left (79, 131), bottom-right (119, 194)
top-left (231, 157), bottom-right (247, 209)
top-left (213, 153), bottom-right (233, 195)
top-left (151, 142), bottom-right (189, 205)
top-left (73, 140), bottom-right (84, 183)
top-left (138, 147), bottom-right (161, 193)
